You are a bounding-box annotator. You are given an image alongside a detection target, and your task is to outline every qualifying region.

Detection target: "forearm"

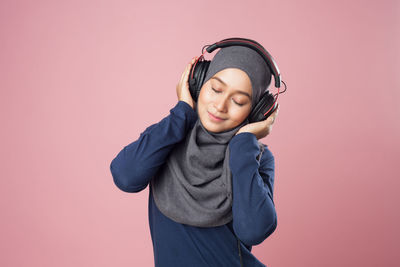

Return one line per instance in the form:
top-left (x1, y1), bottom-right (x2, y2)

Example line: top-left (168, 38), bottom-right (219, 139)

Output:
top-left (229, 132), bottom-right (277, 246)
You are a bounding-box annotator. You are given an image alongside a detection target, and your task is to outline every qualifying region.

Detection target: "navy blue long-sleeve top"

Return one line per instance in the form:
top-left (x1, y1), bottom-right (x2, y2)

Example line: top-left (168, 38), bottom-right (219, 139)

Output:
top-left (110, 101), bottom-right (277, 267)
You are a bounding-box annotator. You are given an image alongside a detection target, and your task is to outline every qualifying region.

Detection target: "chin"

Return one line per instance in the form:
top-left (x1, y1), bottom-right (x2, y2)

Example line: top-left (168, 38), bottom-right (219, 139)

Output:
top-left (202, 118), bottom-right (241, 134)
top-left (198, 116), bottom-right (222, 133)
top-left (201, 120), bottom-right (221, 133)
top-left (198, 108), bottom-right (240, 133)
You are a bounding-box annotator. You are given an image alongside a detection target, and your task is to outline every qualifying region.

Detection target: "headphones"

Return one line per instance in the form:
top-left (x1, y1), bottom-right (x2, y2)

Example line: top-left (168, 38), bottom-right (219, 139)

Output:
top-left (189, 37), bottom-right (286, 123)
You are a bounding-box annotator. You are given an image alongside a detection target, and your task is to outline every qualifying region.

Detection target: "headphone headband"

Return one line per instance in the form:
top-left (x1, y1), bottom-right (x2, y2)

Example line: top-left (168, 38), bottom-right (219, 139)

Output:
top-left (205, 37), bottom-right (281, 88)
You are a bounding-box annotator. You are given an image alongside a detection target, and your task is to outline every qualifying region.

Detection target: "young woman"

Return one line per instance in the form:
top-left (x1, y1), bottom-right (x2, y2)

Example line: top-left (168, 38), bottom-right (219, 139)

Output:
top-left (110, 45), bottom-right (280, 267)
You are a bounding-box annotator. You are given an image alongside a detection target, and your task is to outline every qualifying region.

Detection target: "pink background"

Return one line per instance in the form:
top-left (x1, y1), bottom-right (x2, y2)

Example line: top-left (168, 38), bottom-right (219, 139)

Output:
top-left (1, 0), bottom-right (399, 266)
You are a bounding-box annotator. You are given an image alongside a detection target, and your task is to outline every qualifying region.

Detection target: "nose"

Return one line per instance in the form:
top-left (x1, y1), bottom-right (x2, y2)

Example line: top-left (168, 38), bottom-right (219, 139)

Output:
top-left (214, 95), bottom-right (228, 113)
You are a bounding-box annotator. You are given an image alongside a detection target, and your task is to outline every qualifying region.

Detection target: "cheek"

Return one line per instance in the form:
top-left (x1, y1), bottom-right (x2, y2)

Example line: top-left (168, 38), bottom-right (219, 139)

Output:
top-left (198, 87), bottom-right (212, 107)
top-left (197, 88), bottom-right (206, 113)
top-left (231, 106), bottom-right (251, 122)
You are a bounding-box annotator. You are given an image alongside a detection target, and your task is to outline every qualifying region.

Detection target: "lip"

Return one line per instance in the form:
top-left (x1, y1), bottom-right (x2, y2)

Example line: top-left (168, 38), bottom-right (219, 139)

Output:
top-left (208, 111), bottom-right (226, 122)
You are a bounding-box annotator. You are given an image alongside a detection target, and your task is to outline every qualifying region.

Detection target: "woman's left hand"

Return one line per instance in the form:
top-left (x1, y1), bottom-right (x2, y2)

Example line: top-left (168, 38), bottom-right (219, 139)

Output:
top-left (235, 104), bottom-right (280, 140)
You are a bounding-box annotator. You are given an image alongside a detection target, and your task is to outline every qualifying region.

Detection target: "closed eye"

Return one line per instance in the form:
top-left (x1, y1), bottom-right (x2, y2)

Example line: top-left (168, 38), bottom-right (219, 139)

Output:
top-left (212, 88), bottom-right (245, 106)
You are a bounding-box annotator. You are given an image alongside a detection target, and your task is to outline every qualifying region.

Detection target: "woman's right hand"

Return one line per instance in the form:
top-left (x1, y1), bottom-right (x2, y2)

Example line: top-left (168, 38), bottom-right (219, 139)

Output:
top-left (176, 56), bottom-right (198, 110)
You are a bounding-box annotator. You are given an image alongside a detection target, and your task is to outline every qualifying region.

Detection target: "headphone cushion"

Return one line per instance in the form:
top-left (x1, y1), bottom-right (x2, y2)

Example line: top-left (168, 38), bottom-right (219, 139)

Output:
top-left (248, 91), bottom-right (275, 123)
top-left (189, 60), bottom-right (210, 102)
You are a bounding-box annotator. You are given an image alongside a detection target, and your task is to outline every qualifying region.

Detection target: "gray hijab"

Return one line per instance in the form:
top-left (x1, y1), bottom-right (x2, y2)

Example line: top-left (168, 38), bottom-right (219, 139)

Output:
top-left (150, 45), bottom-right (272, 227)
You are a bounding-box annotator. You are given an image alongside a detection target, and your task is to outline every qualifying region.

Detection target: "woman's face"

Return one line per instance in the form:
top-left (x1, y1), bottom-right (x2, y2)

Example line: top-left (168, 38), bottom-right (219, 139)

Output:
top-left (197, 68), bottom-right (253, 133)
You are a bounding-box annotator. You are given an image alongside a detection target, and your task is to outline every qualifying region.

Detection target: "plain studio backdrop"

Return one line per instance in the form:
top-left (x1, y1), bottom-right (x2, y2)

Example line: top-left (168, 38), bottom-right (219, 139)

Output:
top-left (0, 0), bottom-right (399, 266)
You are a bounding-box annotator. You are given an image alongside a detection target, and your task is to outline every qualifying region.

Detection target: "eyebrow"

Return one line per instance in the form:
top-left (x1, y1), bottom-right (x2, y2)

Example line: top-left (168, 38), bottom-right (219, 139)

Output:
top-left (211, 77), bottom-right (251, 99)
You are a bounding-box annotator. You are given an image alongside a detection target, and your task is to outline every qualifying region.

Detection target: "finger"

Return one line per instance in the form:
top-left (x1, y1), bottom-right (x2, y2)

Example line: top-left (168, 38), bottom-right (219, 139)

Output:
top-left (271, 105), bottom-right (279, 118)
top-left (190, 57), bottom-right (198, 67)
top-left (180, 57), bottom-right (197, 85)
top-left (265, 114), bottom-right (275, 125)
top-left (180, 64), bottom-right (188, 80)
top-left (179, 63), bottom-right (190, 84)
top-left (184, 62), bottom-right (193, 78)
top-left (184, 65), bottom-right (191, 81)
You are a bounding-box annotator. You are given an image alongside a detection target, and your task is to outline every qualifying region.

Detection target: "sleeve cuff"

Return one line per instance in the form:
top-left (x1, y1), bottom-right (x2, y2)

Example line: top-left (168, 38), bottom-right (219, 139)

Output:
top-left (175, 100), bottom-right (198, 124)
top-left (229, 132), bottom-right (259, 151)
top-left (228, 132), bottom-right (262, 172)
